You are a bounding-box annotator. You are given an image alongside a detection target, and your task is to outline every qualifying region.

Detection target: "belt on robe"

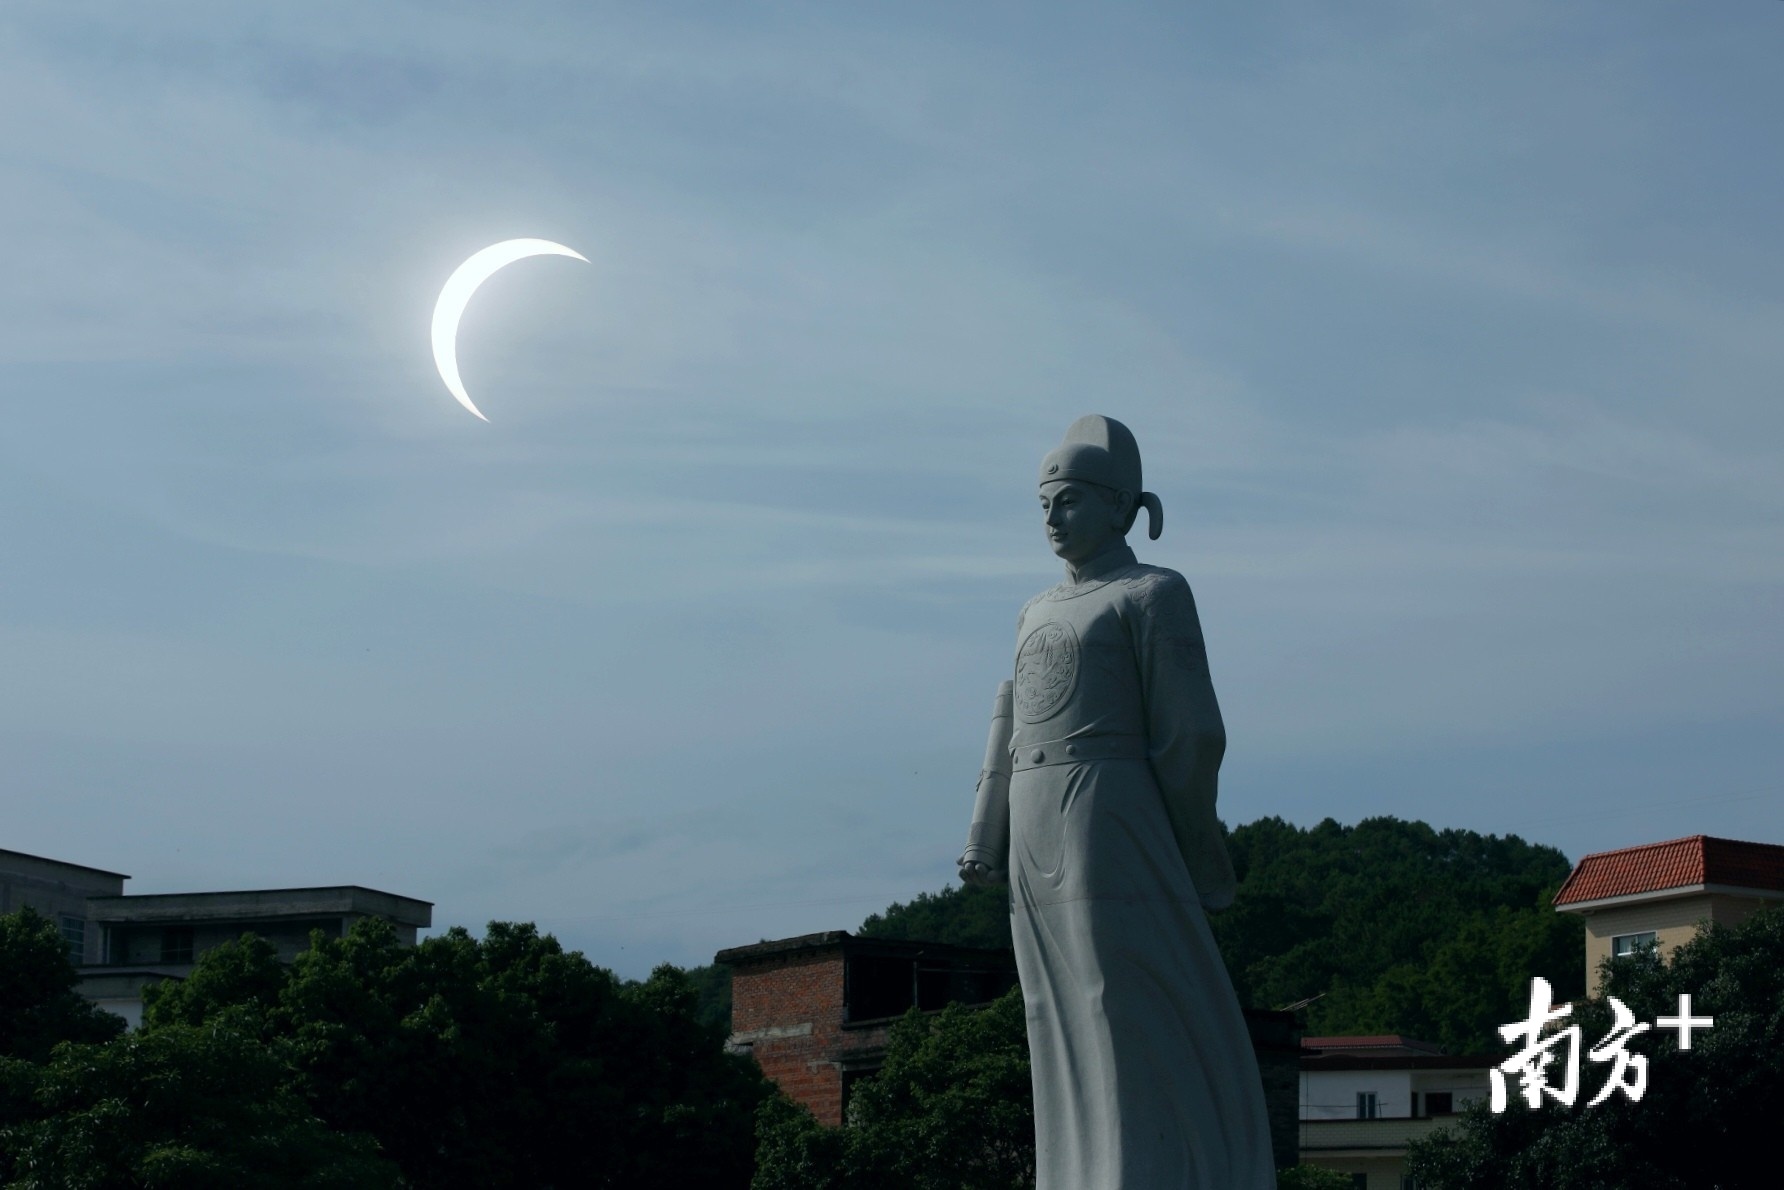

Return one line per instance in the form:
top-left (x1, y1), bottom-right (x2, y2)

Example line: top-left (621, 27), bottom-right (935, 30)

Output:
top-left (1009, 734), bottom-right (1149, 772)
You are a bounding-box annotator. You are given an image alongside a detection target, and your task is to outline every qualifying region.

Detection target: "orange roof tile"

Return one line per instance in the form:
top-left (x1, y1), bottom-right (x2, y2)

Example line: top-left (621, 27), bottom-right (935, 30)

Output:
top-left (1553, 835), bottom-right (1784, 906)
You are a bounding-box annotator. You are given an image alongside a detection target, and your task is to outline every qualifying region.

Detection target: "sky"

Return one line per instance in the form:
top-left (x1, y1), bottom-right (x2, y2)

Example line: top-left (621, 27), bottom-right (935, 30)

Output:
top-left (4, 2), bottom-right (1781, 980)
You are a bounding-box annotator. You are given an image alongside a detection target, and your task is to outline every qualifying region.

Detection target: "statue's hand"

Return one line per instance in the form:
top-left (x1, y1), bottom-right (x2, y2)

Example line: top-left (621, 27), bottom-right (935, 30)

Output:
top-left (957, 854), bottom-right (1007, 888)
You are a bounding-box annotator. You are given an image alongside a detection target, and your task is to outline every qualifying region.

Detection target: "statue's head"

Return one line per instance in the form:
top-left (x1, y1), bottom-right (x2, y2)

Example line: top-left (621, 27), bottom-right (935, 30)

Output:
top-left (1037, 415), bottom-right (1163, 563)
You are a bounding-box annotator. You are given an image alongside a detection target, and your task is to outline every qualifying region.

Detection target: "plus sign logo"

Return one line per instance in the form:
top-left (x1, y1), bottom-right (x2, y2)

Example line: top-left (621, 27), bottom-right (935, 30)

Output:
top-left (1655, 994), bottom-right (1714, 1050)
top-left (1492, 980), bottom-right (1716, 1111)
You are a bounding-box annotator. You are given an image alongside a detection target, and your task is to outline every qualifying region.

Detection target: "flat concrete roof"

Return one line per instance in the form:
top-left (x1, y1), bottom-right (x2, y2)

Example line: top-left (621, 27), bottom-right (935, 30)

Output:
top-left (1302, 1053), bottom-right (1499, 1071)
top-left (0, 847), bottom-right (130, 879)
top-left (88, 886), bottom-right (432, 928)
top-left (715, 930), bottom-right (1017, 968)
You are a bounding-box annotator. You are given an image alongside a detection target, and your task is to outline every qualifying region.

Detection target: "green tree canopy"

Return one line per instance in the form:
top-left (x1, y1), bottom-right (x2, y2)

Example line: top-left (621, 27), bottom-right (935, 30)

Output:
top-left (0, 1025), bottom-right (396, 1189)
top-left (144, 919), bottom-right (769, 1189)
top-left (0, 907), bottom-right (124, 1062)
top-left (1213, 816), bottom-right (1580, 1050)
top-left (857, 815), bottom-right (1581, 1053)
top-left (859, 883), bottom-right (1012, 951)
top-left (1408, 905), bottom-right (1784, 1190)
top-left (752, 985), bottom-right (1033, 1190)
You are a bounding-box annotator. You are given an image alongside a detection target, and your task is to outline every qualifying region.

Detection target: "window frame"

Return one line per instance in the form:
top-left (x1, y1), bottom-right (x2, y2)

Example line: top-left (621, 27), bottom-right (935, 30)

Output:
top-left (160, 926), bottom-right (195, 965)
top-left (59, 915), bottom-right (86, 964)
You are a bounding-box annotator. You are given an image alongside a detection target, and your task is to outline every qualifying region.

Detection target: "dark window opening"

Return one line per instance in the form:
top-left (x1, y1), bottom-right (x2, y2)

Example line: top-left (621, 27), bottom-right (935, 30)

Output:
top-left (916, 965), bottom-right (953, 1011)
top-left (947, 966), bottom-right (1019, 1006)
top-left (845, 954), bottom-right (1020, 1023)
top-left (1424, 1092), bottom-right (1454, 1116)
top-left (846, 956), bottom-right (915, 1021)
top-left (1356, 1091), bottom-right (1378, 1120)
top-left (59, 916), bottom-right (85, 964)
top-left (161, 926), bottom-right (195, 965)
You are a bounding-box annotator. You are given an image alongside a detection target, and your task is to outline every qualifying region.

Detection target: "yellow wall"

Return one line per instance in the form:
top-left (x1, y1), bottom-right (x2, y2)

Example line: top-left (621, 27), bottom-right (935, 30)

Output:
top-left (1578, 893), bottom-right (1777, 993)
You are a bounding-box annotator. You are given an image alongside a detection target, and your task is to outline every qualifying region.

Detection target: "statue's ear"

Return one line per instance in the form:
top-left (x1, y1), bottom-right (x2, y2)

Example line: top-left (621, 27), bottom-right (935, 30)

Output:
top-left (1112, 489), bottom-right (1139, 534)
top-left (1138, 493), bottom-right (1163, 540)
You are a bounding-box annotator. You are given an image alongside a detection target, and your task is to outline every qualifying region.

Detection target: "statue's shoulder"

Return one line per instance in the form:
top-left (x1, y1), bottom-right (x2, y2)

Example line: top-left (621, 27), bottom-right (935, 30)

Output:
top-left (1119, 565), bottom-right (1206, 641)
top-left (1119, 563), bottom-right (1191, 605)
top-left (1016, 586), bottom-right (1061, 629)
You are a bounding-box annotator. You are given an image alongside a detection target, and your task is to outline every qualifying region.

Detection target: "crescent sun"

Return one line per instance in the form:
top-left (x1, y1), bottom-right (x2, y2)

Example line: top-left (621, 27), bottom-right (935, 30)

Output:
top-left (431, 238), bottom-right (588, 422)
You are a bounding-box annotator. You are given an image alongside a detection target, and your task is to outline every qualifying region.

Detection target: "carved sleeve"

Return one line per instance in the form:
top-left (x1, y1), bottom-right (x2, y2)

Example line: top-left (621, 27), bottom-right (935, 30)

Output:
top-left (1130, 570), bottom-right (1236, 910)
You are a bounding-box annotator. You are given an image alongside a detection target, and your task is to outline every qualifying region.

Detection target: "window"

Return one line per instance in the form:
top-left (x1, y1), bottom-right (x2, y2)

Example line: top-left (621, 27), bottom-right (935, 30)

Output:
top-left (1356, 1091), bottom-right (1378, 1120)
top-left (1424, 1091), bottom-right (1454, 1116)
top-left (1611, 932), bottom-right (1657, 959)
top-left (1402, 1176), bottom-right (1420, 1190)
top-left (1351, 1175), bottom-right (1367, 1190)
top-left (160, 926), bottom-right (195, 965)
top-left (59, 916), bottom-right (85, 964)
top-left (845, 956), bottom-right (915, 1021)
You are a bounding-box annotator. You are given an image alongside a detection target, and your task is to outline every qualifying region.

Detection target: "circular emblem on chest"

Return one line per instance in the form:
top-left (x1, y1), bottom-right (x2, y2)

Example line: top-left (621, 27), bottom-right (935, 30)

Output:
top-left (1014, 620), bottom-right (1079, 722)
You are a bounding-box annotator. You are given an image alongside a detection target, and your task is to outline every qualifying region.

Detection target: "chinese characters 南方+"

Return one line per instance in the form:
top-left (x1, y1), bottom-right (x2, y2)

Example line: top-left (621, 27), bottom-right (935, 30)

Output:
top-left (1491, 977), bottom-right (1714, 1111)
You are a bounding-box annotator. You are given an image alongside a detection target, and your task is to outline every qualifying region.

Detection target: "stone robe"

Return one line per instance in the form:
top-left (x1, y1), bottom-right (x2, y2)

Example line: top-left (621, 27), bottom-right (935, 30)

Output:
top-left (1003, 541), bottom-right (1273, 1189)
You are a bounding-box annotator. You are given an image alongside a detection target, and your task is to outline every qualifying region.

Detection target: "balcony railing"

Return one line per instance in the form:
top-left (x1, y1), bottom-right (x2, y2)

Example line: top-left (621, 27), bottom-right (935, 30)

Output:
top-left (1299, 1116), bottom-right (1458, 1152)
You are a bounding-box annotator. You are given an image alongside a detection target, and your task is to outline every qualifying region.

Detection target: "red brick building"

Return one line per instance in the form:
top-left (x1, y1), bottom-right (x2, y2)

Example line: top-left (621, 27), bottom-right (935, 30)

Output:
top-left (717, 930), bottom-right (1302, 1171)
top-left (716, 932), bottom-right (1017, 1125)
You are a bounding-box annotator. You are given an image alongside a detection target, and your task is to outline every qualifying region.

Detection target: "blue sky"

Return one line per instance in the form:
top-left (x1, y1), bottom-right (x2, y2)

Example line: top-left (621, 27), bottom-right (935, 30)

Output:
top-left (4, 3), bottom-right (1780, 978)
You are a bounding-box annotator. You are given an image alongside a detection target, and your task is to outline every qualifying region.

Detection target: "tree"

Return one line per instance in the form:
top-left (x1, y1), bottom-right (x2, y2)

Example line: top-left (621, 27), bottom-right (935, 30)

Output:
top-left (685, 961), bottom-right (734, 1033)
top-left (1212, 816), bottom-right (1581, 1048)
top-left (752, 1092), bottom-right (848, 1190)
top-left (0, 1025), bottom-right (396, 1189)
top-left (752, 986), bottom-right (1033, 1190)
top-left (0, 907), bottom-right (124, 1062)
top-left (1407, 906), bottom-right (1784, 1189)
top-left (143, 919), bottom-right (769, 1190)
top-left (859, 883), bottom-right (1012, 951)
top-left (1277, 1166), bottom-right (1355, 1190)
top-left (853, 816), bottom-right (1581, 1053)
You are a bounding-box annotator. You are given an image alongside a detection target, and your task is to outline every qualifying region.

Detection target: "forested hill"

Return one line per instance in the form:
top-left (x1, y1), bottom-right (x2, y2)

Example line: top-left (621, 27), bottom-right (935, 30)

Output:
top-left (858, 815), bottom-right (1584, 1054)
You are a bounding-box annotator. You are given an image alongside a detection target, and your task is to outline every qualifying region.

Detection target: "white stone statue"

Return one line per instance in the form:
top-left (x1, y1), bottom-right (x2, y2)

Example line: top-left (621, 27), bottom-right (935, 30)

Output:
top-left (959, 415), bottom-right (1274, 1189)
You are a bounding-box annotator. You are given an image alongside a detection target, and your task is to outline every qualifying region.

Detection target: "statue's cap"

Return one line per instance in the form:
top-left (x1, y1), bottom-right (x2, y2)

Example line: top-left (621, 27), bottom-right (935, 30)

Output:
top-left (1038, 414), bottom-right (1164, 539)
top-left (1039, 414), bottom-right (1141, 491)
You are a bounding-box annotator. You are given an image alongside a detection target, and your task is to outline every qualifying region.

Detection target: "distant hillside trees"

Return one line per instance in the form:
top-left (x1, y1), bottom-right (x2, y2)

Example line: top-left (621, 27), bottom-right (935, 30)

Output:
top-left (861, 816), bottom-right (1582, 1053)
top-left (1215, 816), bottom-right (1582, 1051)
top-left (859, 882), bottom-right (1012, 951)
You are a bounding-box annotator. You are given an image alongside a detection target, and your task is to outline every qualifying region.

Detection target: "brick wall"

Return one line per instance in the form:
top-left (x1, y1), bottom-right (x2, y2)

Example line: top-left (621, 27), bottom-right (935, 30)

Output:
top-left (730, 944), bottom-right (895, 1125)
top-left (726, 933), bottom-right (1299, 1156)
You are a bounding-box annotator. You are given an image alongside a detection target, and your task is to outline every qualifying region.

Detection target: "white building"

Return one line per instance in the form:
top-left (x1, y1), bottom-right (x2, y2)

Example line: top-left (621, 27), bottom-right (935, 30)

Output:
top-left (2, 847), bottom-right (430, 1028)
top-left (1298, 1035), bottom-right (1493, 1190)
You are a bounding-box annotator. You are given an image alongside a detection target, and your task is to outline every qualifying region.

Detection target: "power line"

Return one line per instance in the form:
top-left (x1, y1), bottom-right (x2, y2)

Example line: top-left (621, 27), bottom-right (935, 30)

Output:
top-left (1519, 783), bottom-right (1781, 829)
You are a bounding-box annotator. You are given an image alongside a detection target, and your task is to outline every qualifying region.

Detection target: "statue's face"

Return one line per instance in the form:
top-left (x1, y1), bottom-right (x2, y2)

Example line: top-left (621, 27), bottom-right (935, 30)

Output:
top-left (1040, 480), bottom-right (1128, 565)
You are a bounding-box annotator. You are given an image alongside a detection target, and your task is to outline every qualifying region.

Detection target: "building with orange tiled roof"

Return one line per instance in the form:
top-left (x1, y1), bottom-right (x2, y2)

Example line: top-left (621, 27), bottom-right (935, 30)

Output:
top-left (1554, 834), bottom-right (1784, 993)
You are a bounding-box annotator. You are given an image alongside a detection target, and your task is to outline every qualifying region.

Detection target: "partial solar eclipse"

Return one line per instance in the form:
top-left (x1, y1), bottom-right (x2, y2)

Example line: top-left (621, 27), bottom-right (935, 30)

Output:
top-left (430, 238), bottom-right (587, 421)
